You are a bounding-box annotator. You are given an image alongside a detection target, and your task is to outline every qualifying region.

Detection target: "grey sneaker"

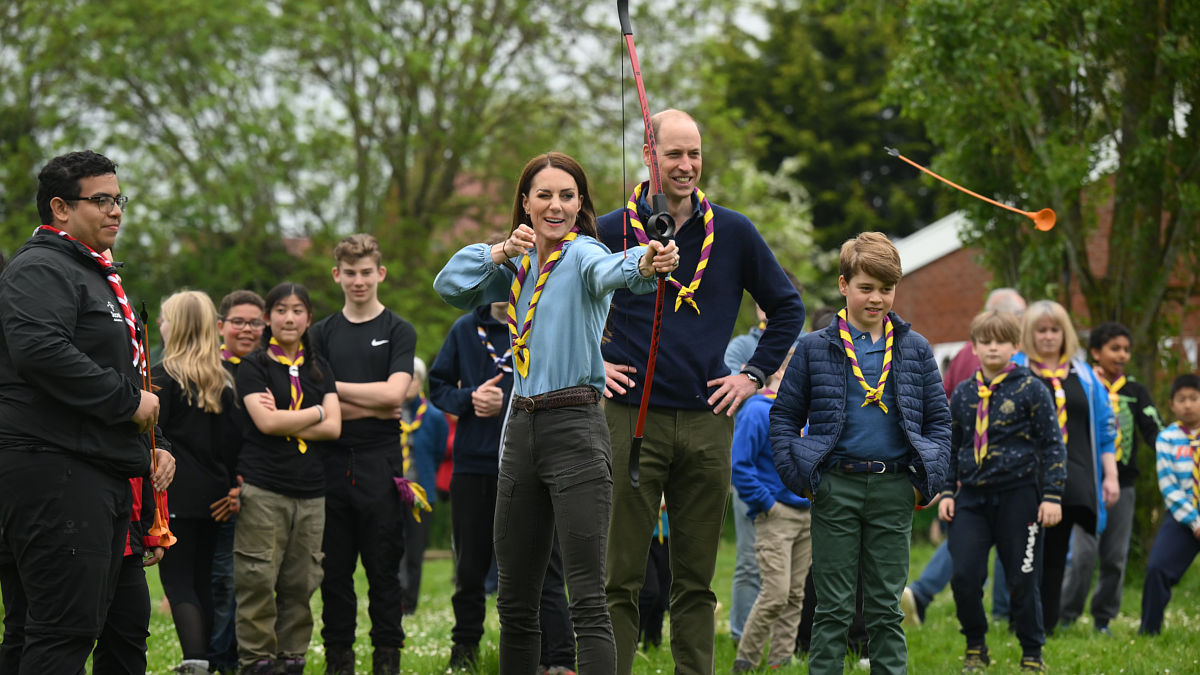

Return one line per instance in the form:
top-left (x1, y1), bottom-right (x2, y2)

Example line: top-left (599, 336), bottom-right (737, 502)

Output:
top-left (732, 658), bottom-right (756, 673)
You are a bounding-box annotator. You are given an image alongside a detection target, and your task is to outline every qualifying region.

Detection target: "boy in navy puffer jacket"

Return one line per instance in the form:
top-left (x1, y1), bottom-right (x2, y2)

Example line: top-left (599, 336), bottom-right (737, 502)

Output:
top-left (770, 232), bottom-right (951, 675)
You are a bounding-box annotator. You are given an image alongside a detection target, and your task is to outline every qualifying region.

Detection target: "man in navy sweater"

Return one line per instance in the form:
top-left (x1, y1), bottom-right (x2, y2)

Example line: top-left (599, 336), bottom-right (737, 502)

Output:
top-left (600, 109), bottom-right (805, 674)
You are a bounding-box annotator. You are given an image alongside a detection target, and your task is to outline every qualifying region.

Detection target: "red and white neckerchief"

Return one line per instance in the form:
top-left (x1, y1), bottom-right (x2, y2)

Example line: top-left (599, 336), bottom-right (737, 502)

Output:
top-left (39, 225), bottom-right (144, 376)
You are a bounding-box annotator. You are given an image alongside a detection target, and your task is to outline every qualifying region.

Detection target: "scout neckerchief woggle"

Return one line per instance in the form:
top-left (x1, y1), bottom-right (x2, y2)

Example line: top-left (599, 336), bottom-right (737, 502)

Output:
top-left (619, 0), bottom-right (676, 489)
top-left (507, 228), bottom-right (580, 377)
top-left (625, 181), bottom-right (713, 313)
top-left (478, 325), bottom-right (513, 374)
top-left (267, 337), bottom-right (307, 453)
top-left (837, 308), bottom-right (893, 413)
top-left (394, 395), bottom-right (433, 522)
top-left (1031, 356), bottom-right (1070, 444)
top-left (137, 301), bottom-right (177, 548)
top-left (974, 363), bottom-right (1016, 465)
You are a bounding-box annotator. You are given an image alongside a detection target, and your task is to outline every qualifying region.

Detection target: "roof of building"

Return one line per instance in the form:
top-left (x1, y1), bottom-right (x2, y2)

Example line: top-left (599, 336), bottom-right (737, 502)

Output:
top-left (893, 210), bottom-right (969, 275)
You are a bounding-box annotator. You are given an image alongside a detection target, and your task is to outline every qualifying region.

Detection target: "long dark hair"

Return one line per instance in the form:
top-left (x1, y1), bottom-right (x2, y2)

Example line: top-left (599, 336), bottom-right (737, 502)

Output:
top-left (254, 281), bottom-right (324, 383)
top-left (509, 152), bottom-right (598, 240)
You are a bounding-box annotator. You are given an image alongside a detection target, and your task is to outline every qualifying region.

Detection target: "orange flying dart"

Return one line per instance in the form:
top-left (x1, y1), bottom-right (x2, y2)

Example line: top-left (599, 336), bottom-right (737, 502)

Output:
top-left (886, 147), bottom-right (1055, 231)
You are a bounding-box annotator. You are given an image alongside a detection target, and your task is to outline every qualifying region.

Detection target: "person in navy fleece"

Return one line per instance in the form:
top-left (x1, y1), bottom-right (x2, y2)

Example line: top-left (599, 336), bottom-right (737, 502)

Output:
top-left (600, 109), bottom-right (805, 675)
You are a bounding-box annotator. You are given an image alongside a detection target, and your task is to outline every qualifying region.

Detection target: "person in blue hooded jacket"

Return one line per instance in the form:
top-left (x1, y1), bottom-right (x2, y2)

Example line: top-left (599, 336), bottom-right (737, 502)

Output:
top-left (770, 232), bottom-right (951, 675)
top-left (1015, 299), bottom-right (1118, 634)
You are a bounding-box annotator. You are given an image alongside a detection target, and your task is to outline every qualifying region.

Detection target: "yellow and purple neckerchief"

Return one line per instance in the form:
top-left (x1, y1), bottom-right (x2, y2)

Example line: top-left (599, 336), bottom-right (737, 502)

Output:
top-left (974, 364), bottom-right (1016, 466)
top-left (39, 225), bottom-right (145, 377)
top-left (477, 325), bottom-right (512, 374)
top-left (1032, 357), bottom-right (1070, 444)
top-left (1098, 373), bottom-right (1126, 461)
top-left (395, 395), bottom-right (432, 522)
top-left (220, 343), bottom-right (240, 364)
top-left (1182, 425), bottom-right (1200, 508)
top-left (507, 228), bottom-right (579, 377)
top-left (837, 308), bottom-right (893, 414)
top-left (267, 337), bottom-right (306, 454)
top-left (625, 181), bottom-right (714, 314)
top-left (400, 396), bottom-right (427, 474)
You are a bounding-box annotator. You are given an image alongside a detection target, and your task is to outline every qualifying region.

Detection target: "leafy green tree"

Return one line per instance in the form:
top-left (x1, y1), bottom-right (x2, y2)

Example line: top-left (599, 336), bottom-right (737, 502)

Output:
top-left (888, 0), bottom-right (1200, 559)
top-left (707, 0), bottom-right (944, 248)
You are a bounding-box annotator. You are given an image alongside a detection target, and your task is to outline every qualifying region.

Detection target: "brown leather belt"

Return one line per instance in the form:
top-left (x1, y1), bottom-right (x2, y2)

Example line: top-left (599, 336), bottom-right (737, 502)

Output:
top-left (513, 385), bottom-right (600, 413)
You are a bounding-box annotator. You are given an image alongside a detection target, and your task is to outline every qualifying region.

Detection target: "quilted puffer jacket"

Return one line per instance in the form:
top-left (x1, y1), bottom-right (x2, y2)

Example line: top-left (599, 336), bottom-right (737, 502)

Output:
top-left (770, 312), bottom-right (951, 504)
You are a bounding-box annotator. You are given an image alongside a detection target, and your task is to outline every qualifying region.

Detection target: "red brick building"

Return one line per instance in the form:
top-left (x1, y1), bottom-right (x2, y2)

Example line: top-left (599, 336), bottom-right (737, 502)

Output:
top-left (892, 211), bottom-right (1199, 372)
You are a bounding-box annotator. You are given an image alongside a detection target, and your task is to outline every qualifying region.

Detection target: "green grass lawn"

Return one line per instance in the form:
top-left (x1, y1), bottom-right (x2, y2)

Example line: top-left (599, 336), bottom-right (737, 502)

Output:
top-left (131, 538), bottom-right (1200, 674)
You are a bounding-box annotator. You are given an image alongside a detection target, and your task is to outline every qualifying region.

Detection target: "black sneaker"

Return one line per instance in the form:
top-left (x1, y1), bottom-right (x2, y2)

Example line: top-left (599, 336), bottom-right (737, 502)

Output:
top-left (237, 660), bottom-right (275, 675)
top-left (278, 657), bottom-right (306, 674)
top-left (1020, 656), bottom-right (1047, 672)
top-left (962, 646), bottom-right (990, 673)
top-left (448, 643), bottom-right (479, 671)
top-left (325, 646), bottom-right (354, 675)
top-left (372, 648), bottom-right (400, 675)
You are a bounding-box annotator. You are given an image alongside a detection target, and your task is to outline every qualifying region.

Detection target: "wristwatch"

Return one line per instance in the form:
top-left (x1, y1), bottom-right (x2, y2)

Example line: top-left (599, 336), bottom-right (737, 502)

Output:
top-left (740, 368), bottom-right (764, 389)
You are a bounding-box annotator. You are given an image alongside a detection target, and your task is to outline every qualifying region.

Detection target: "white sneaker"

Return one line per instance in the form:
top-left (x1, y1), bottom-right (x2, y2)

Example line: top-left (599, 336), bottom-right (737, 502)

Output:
top-left (901, 586), bottom-right (922, 627)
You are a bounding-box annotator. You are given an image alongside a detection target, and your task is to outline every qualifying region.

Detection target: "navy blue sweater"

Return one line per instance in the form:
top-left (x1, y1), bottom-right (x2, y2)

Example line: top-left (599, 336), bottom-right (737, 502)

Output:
top-left (597, 190), bottom-right (805, 409)
top-left (770, 313), bottom-right (952, 503)
top-left (428, 306), bottom-right (513, 475)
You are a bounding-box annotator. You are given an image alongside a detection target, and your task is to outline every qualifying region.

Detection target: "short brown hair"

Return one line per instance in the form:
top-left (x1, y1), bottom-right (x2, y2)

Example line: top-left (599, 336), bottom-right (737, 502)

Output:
top-left (333, 233), bottom-right (382, 267)
top-left (839, 232), bottom-right (902, 286)
top-left (218, 289), bottom-right (265, 318)
top-left (969, 310), bottom-right (1021, 345)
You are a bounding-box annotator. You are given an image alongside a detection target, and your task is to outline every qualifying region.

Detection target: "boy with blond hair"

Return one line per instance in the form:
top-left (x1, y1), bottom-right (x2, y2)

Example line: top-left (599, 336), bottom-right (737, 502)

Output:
top-left (940, 310), bottom-right (1065, 672)
top-left (771, 232), bottom-right (951, 675)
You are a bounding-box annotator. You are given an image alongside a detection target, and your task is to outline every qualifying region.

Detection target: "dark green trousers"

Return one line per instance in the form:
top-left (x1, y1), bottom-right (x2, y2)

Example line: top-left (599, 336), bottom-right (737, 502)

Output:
top-left (809, 469), bottom-right (914, 675)
top-left (604, 402), bottom-right (734, 675)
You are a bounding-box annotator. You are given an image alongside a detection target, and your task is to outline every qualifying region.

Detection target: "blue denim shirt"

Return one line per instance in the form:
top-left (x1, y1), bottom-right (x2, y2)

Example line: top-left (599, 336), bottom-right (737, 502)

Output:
top-left (830, 321), bottom-right (907, 462)
top-left (433, 237), bottom-right (655, 397)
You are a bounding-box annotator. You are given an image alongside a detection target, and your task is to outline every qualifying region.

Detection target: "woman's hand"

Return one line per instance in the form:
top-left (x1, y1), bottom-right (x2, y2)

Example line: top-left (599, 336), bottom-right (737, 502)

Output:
top-left (639, 239), bottom-right (679, 278)
top-left (491, 224), bottom-right (536, 264)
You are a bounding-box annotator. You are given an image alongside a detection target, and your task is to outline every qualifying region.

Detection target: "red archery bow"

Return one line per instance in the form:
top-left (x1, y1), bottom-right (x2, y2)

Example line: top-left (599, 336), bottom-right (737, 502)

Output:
top-left (619, 0), bottom-right (675, 488)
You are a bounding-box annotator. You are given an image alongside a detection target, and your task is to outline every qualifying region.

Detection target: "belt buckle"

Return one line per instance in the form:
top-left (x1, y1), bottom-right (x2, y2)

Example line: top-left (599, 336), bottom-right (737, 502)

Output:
top-left (871, 461), bottom-right (887, 474)
top-left (518, 397), bottom-right (536, 413)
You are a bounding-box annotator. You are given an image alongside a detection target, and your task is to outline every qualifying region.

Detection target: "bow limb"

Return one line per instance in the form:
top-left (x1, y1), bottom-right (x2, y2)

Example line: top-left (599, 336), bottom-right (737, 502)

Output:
top-left (618, 0), bottom-right (675, 489)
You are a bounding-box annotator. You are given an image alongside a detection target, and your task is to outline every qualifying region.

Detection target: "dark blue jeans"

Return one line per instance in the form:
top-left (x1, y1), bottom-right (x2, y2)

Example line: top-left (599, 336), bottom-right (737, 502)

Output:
top-left (1139, 517), bottom-right (1200, 635)
top-left (208, 518), bottom-right (238, 670)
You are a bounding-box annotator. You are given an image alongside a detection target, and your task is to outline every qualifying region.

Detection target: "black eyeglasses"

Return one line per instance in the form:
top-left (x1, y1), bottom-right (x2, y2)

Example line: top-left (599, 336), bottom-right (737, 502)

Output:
top-left (63, 194), bottom-right (129, 213)
top-left (224, 317), bottom-right (267, 330)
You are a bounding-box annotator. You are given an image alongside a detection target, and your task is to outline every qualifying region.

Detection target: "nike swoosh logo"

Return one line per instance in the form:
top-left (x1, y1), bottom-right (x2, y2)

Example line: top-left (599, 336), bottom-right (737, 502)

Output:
top-left (371, 339), bottom-right (389, 346)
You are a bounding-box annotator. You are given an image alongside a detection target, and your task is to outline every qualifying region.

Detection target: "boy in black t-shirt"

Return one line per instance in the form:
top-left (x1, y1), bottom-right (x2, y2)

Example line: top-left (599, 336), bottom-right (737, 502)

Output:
top-left (1060, 322), bottom-right (1162, 632)
top-left (308, 234), bottom-right (417, 675)
top-left (940, 310), bottom-right (1066, 672)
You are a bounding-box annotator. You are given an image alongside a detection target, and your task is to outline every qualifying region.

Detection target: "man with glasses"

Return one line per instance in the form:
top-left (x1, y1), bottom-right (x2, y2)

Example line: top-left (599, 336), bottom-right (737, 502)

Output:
top-left (0, 150), bottom-right (160, 672)
top-left (208, 290), bottom-right (267, 674)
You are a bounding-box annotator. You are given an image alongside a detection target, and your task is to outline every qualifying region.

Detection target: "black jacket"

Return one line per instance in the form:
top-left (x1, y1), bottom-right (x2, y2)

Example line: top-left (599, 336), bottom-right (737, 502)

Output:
top-left (0, 230), bottom-right (150, 478)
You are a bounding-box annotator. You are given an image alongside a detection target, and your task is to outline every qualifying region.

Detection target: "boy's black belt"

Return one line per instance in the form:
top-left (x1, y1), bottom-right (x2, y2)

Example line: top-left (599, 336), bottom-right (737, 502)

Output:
top-left (835, 460), bottom-right (908, 474)
top-left (513, 385), bottom-right (600, 413)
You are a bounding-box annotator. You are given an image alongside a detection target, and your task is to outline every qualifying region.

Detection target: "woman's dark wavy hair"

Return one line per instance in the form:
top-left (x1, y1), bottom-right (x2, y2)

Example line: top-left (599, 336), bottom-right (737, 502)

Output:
top-left (254, 282), bottom-right (324, 383)
top-left (509, 152), bottom-right (598, 240)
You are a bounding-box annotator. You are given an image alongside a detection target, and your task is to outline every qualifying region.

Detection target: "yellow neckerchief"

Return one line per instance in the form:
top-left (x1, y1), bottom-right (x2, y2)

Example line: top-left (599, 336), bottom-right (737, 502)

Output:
top-left (1097, 371), bottom-right (1127, 461)
top-left (267, 337), bottom-right (306, 454)
top-left (400, 396), bottom-right (427, 474)
top-left (1031, 356), bottom-right (1069, 444)
top-left (507, 229), bottom-right (579, 377)
top-left (974, 364), bottom-right (1017, 466)
top-left (837, 308), bottom-right (893, 414)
